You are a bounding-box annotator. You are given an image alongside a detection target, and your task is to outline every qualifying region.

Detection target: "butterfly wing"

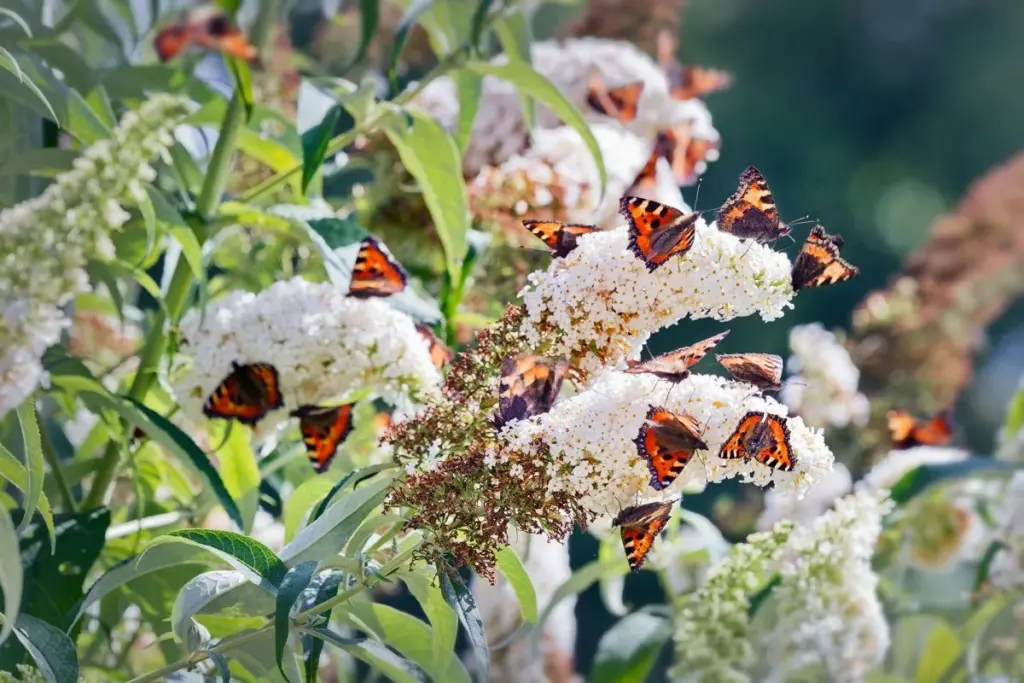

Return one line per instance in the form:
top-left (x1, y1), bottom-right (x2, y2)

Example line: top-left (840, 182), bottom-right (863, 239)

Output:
top-left (673, 66), bottom-right (733, 101)
top-left (522, 220), bottom-right (598, 258)
top-left (750, 415), bottom-right (796, 471)
top-left (416, 323), bottom-right (454, 370)
top-left (718, 412), bottom-right (764, 459)
top-left (292, 404), bottom-right (355, 473)
top-left (348, 237), bottom-right (408, 298)
top-left (715, 166), bottom-right (787, 243)
top-left (716, 353), bottom-right (784, 392)
top-left (887, 409), bottom-right (953, 449)
top-left (634, 407), bottom-right (706, 489)
top-left (154, 24), bottom-right (190, 61)
top-left (612, 500), bottom-right (675, 571)
top-left (196, 14), bottom-right (258, 61)
top-left (494, 354), bottom-right (569, 428)
top-left (586, 72), bottom-right (645, 123)
top-left (791, 225), bottom-right (860, 291)
top-left (620, 196), bottom-right (699, 271)
top-left (626, 331), bottom-right (729, 381)
top-left (203, 362), bottom-right (283, 425)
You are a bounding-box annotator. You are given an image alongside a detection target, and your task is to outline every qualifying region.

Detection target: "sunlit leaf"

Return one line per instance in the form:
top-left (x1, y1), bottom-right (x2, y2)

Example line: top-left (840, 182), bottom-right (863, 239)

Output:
top-left (15, 401), bottom-right (44, 537)
top-left (0, 504), bottom-right (22, 647)
top-left (496, 545), bottom-right (538, 624)
top-left (300, 105), bottom-right (341, 194)
top-left (161, 529), bottom-right (287, 589)
top-left (171, 570), bottom-right (249, 645)
top-left (305, 627), bottom-right (427, 683)
top-left (591, 611), bottom-right (672, 683)
top-left (403, 568), bottom-right (460, 679)
top-left (493, 12), bottom-right (535, 129)
top-left (453, 70), bottom-right (482, 155)
top-left (914, 619), bottom-right (962, 683)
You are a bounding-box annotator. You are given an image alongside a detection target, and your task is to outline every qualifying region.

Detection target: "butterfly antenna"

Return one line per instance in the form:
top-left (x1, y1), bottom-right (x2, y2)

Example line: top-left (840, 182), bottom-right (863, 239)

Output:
top-left (692, 177), bottom-right (704, 212)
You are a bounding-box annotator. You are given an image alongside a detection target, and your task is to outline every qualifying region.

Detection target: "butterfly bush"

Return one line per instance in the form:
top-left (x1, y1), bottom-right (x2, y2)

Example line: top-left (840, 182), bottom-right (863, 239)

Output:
top-left (172, 277), bottom-right (441, 434)
top-left (0, 94), bottom-right (188, 417)
top-left (990, 471), bottom-right (1024, 590)
top-left (779, 323), bottom-right (869, 429)
top-left (500, 372), bottom-right (834, 517)
top-left (755, 462), bottom-right (853, 530)
top-left (520, 219), bottom-right (794, 378)
top-left (414, 38), bottom-right (719, 176)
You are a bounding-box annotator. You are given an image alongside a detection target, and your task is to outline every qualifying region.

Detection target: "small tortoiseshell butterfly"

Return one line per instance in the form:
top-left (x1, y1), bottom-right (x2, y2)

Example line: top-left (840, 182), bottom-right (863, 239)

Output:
top-left (632, 128), bottom-right (720, 190)
top-left (656, 29), bottom-right (732, 102)
top-left (791, 225), bottom-right (860, 291)
top-left (613, 499), bottom-right (676, 571)
top-left (716, 166), bottom-right (790, 243)
top-left (634, 406), bottom-right (708, 490)
top-left (522, 220), bottom-right (598, 259)
top-left (493, 354), bottom-right (569, 429)
top-left (586, 71), bottom-right (644, 123)
top-left (620, 196), bottom-right (699, 271)
top-left (291, 403), bottom-right (355, 473)
top-left (719, 412), bottom-right (796, 471)
top-left (887, 409), bottom-right (954, 450)
top-left (416, 323), bottom-right (454, 370)
top-left (716, 353), bottom-right (784, 392)
top-left (348, 237), bottom-right (408, 298)
top-left (625, 330), bottom-right (729, 383)
top-left (155, 6), bottom-right (258, 63)
top-left (203, 361), bottom-right (283, 426)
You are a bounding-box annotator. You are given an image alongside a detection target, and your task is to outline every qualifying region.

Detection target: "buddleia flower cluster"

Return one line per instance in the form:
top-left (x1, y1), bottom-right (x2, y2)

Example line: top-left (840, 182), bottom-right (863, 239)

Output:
top-left (990, 471), bottom-right (1024, 590)
top-left (172, 277), bottom-right (442, 435)
top-left (0, 94), bottom-right (189, 417)
top-left (780, 323), bottom-right (869, 429)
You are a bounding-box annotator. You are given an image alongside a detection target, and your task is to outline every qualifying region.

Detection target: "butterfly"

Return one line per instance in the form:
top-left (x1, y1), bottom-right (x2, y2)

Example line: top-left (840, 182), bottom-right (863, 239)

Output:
top-left (522, 220), bottom-right (598, 259)
top-left (348, 237), bottom-right (408, 298)
top-left (493, 354), bottom-right (569, 429)
top-left (416, 323), bottom-right (455, 370)
top-left (620, 196), bottom-right (700, 271)
top-left (719, 411), bottom-right (796, 471)
top-left (612, 499), bottom-right (676, 571)
top-left (887, 409), bottom-right (954, 450)
top-left (291, 403), bottom-right (355, 473)
top-left (154, 6), bottom-right (258, 63)
top-left (586, 71), bottom-right (645, 123)
top-left (634, 406), bottom-right (708, 490)
top-left (791, 225), bottom-right (860, 291)
top-left (203, 361), bottom-right (283, 426)
top-left (625, 330), bottom-right (730, 383)
top-left (716, 353), bottom-right (784, 392)
top-left (632, 127), bottom-right (720, 190)
top-left (656, 29), bottom-right (733, 102)
top-left (715, 166), bottom-right (790, 243)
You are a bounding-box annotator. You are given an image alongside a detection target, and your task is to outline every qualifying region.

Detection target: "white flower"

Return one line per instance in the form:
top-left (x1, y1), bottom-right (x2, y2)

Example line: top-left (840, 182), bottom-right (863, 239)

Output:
top-left (861, 446), bottom-right (969, 491)
top-left (172, 277), bottom-right (441, 434)
top-left (780, 323), bottom-right (869, 429)
top-left (989, 472), bottom-right (1024, 590)
top-left (499, 372), bottom-right (834, 518)
top-left (519, 220), bottom-right (794, 377)
top-left (0, 94), bottom-right (188, 418)
top-left (764, 488), bottom-right (893, 683)
top-left (756, 462), bottom-right (853, 530)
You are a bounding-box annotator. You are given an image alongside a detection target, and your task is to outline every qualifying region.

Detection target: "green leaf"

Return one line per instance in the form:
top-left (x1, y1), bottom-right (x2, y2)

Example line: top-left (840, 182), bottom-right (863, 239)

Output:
top-left (440, 570), bottom-right (488, 681)
top-left (0, 8), bottom-right (33, 36)
top-left (300, 105), bottom-right (341, 194)
top-left (403, 568), bottom-right (460, 680)
top-left (228, 58), bottom-right (255, 119)
top-left (302, 572), bottom-right (345, 683)
top-left (914, 620), bottom-right (962, 683)
top-left (284, 476), bottom-right (338, 543)
top-left (208, 650), bottom-right (232, 683)
top-left (466, 59), bottom-right (607, 197)
top-left (973, 540), bottom-right (1005, 594)
top-left (0, 504), bottom-right (22, 647)
top-left (171, 570), bottom-right (249, 645)
top-left (0, 149), bottom-right (77, 178)
top-left (162, 529), bottom-right (287, 588)
top-left (136, 182), bottom-right (158, 259)
top-left (146, 186), bottom-right (204, 282)
top-left (388, 0), bottom-right (437, 85)
top-left (468, 0), bottom-right (492, 50)
top-left (889, 458), bottom-right (1022, 504)
top-left (0, 440), bottom-right (54, 555)
top-left (597, 530), bottom-right (627, 616)
top-left (346, 0), bottom-right (379, 70)
top-left (493, 12), bottom-right (535, 130)
top-left (747, 574), bottom-right (781, 618)
top-left (214, 0), bottom-right (242, 15)
top-left (210, 423), bottom-right (261, 532)
top-left (16, 401), bottom-right (44, 536)
top-left (453, 70), bottom-right (482, 155)
top-left (385, 109), bottom-right (469, 284)
top-left (591, 611), bottom-right (672, 683)
top-left (495, 545), bottom-right (538, 624)
top-left (305, 627), bottom-right (427, 683)
top-left (308, 463), bottom-right (395, 525)
top-left (12, 614), bottom-right (79, 683)
top-left (276, 561), bottom-right (318, 683)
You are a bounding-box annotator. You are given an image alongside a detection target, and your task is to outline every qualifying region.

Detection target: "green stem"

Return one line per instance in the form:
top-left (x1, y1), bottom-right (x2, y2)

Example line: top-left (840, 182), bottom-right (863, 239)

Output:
top-left (83, 0), bottom-right (280, 510)
top-left (125, 626), bottom-right (273, 683)
top-left (38, 422), bottom-right (77, 512)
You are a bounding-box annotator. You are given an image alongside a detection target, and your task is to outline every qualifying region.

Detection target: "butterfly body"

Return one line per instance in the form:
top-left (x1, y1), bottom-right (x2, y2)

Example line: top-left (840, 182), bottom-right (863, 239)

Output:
top-left (634, 406), bottom-right (707, 490)
top-left (625, 331), bottom-right (729, 383)
top-left (620, 196), bottom-right (699, 271)
top-left (716, 353), bottom-right (784, 392)
top-left (522, 220), bottom-right (598, 258)
top-left (791, 225), bottom-right (860, 291)
top-left (203, 361), bottom-right (283, 426)
top-left (887, 409), bottom-right (954, 450)
top-left (613, 499), bottom-right (676, 571)
top-left (416, 323), bottom-right (454, 370)
top-left (155, 6), bottom-right (258, 62)
top-left (719, 411), bottom-right (796, 471)
top-left (586, 72), bottom-right (644, 123)
top-left (716, 166), bottom-right (790, 243)
top-left (493, 354), bottom-right (569, 429)
top-left (348, 237), bottom-right (408, 298)
top-left (291, 403), bottom-right (355, 473)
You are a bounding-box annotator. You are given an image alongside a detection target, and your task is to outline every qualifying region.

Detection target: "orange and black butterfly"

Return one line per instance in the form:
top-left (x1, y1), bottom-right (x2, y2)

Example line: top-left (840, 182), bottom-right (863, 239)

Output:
top-left (716, 353), bottom-right (784, 392)
top-left (620, 196), bottom-right (699, 271)
top-left (613, 499), bottom-right (676, 571)
top-left (493, 354), bottom-right (569, 429)
top-left (791, 225), bottom-right (860, 292)
top-left (716, 166), bottom-right (790, 243)
top-left (154, 6), bottom-right (258, 63)
top-left (416, 323), bottom-right (454, 370)
top-left (719, 412), bottom-right (796, 471)
top-left (887, 409), bottom-right (954, 450)
top-left (522, 220), bottom-right (599, 259)
top-left (625, 331), bottom-right (729, 383)
top-left (348, 237), bottom-right (408, 298)
top-left (656, 29), bottom-right (733, 102)
top-left (291, 403), bottom-right (355, 473)
top-left (586, 71), bottom-right (644, 123)
top-left (203, 361), bottom-right (283, 426)
top-left (632, 127), bottom-right (718, 190)
top-left (634, 406), bottom-right (708, 490)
